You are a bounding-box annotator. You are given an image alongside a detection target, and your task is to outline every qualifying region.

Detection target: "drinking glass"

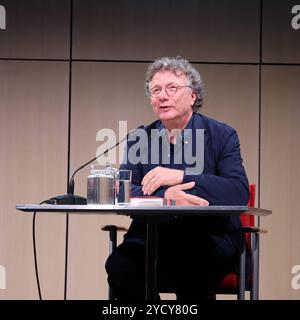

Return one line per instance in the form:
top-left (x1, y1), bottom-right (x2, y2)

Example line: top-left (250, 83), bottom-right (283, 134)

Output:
top-left (115, 170), bottom-right (131, 205)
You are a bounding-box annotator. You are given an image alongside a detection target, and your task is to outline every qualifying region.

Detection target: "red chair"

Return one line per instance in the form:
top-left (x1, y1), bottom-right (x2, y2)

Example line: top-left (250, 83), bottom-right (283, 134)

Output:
top-left (102, 184), bottom-right (264, 300)
top-left (216, 184), bottom-right (266, 300)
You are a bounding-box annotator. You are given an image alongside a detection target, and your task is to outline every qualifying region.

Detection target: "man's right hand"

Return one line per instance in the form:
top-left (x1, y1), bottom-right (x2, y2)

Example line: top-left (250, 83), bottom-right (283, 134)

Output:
top-left (164, 181), bottom-right (209, 206)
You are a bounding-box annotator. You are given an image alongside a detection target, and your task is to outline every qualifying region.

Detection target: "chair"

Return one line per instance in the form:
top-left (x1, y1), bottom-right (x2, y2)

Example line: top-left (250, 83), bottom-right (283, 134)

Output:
top-left (102, 184), bottom-right (265, 300)
top-left (216, 184), bottom-right (267, 300)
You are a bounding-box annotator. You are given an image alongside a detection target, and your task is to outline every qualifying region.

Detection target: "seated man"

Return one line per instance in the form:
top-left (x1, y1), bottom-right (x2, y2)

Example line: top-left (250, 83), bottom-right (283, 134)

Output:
top-left (105, 56), bottom-right (249, 300)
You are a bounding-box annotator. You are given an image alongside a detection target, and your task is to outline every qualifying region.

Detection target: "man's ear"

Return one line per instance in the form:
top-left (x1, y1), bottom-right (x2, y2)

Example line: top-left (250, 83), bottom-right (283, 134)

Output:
top-left (191, 92), bottom-right (196, 105)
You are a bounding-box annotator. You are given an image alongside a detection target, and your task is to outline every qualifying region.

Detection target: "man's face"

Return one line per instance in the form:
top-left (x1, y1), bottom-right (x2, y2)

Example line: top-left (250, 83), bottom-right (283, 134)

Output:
top-left (150, 70), bottom-right (196, 125)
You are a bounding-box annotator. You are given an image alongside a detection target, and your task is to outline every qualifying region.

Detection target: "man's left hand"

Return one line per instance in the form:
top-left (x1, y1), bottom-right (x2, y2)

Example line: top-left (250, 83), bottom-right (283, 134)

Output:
top-left (164, 182), bottom-right (209, 206)
top-left (141, 166), bottom-right (184, 195)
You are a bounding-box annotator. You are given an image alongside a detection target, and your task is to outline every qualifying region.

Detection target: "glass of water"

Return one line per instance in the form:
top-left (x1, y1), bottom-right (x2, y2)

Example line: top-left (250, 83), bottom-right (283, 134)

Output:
top-left (115, 170), bottom-right (132, 205)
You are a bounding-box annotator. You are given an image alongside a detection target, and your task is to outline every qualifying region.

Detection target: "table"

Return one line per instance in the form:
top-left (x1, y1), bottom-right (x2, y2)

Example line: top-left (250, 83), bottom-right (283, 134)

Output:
top-left (16, 204), bottom-right (271, 300)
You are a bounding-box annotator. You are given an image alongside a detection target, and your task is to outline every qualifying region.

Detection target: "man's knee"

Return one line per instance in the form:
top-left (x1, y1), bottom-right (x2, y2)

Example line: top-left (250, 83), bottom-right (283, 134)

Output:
top-left (105, 250), bottom-right (125, 285)
top-left (105, 247), bottom-right (144, 285)
top-left (104, 246), bottom-right (145, 299)
top-left (105, 252), bottom-right (115, 276)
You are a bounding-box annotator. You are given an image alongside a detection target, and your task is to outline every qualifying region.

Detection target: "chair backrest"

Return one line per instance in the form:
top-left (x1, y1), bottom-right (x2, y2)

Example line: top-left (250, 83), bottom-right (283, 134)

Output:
top-left (240, 184), bottom-right (255, 248)
top-left (240, 184), bottom-right (255, 225)
top-left (216, 184), bottom-right (256, 296)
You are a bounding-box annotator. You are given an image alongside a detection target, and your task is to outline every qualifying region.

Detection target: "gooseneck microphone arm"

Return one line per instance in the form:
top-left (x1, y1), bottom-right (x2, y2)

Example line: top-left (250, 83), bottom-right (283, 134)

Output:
top-left (67, 136), bottom-right (129, 195)
top-left (44, 125), bottom-right (144, 204)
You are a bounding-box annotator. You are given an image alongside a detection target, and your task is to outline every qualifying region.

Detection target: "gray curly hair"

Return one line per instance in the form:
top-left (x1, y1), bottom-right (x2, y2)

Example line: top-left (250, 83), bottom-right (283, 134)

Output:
top-left (145, 56), bottom-right (204, 111)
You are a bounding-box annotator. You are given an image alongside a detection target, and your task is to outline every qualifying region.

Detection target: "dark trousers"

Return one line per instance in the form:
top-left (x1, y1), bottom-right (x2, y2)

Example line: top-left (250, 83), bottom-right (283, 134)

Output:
top-left (105, 220), bottom-right (240, 300)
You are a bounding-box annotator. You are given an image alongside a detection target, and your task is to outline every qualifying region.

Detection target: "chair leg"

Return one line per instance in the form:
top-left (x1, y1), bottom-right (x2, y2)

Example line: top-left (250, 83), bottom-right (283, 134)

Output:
top-left (238, 246), bottom-right (246, 300)
top-left (102, 225), bottom-right (127, 300)
top-left (251, 233), bottom-right (260, 300)
top-left (108, 227), bottom-right (117, 300)
top-left (109, 227), bottom-right (117, 254)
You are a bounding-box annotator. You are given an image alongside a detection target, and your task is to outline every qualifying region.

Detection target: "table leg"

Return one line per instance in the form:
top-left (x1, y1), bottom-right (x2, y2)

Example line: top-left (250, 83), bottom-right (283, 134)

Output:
top-left (145, 221), bottom-right (158, 300)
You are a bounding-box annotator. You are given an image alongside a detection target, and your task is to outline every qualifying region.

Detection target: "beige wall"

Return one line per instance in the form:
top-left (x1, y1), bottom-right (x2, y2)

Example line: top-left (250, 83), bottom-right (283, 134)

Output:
top-left (0, 61), bottom-right (69, 299)
top-left (0, 0), bottom-right (300, 300)
top-left (260, 66), bottom-right (300, 299)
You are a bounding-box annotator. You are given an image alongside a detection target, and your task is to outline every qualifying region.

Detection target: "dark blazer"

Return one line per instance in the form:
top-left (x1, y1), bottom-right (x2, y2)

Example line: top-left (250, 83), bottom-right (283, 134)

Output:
top-left (120, 112), bottom-right (249, 257)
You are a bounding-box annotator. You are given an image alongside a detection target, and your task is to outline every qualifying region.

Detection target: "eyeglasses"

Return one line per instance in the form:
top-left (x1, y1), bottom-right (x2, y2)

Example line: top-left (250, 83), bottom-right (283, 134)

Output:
top-left (150, 84), bottom-right (191, 97)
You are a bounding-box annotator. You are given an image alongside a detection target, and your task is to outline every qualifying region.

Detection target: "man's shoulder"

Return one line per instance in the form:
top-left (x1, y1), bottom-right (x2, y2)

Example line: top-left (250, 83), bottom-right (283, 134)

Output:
top-left (196, 113), bottom-right (236, 135)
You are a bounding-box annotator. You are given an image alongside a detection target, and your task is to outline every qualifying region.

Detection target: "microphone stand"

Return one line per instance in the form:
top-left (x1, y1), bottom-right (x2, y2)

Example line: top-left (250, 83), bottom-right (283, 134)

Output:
top-left (43, 126), bottom-right (143, 205)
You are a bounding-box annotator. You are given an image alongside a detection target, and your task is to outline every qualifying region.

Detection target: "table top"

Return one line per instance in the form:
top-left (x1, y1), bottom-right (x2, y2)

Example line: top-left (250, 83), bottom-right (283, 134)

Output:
top-left (16, 204), bottom-right (271, 217)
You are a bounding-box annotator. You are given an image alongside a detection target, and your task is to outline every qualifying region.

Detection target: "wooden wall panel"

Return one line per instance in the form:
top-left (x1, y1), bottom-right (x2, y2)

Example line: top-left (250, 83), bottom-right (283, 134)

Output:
top-left (263, 0), bottom-right (300, 63)
top-left (0, 0), bottom-right (70, 59)
top-left (0, 61), bottom-right (69, 299)
top-left (260, 66), bottom-right (300, 299)
top-left (73, 0), bottom-right (260, 62)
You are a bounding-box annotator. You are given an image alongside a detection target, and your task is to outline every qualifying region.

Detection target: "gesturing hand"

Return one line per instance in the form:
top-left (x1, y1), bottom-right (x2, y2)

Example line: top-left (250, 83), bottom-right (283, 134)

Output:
top-left (164, 181), bottom-right (209, 206)
top-left (141, 166), bottom-right (184, 195)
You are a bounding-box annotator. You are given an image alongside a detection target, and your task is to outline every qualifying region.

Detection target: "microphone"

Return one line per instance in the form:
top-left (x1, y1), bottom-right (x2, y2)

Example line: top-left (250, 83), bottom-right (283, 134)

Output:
top-left (44, 125), bottom-right (144, 205)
